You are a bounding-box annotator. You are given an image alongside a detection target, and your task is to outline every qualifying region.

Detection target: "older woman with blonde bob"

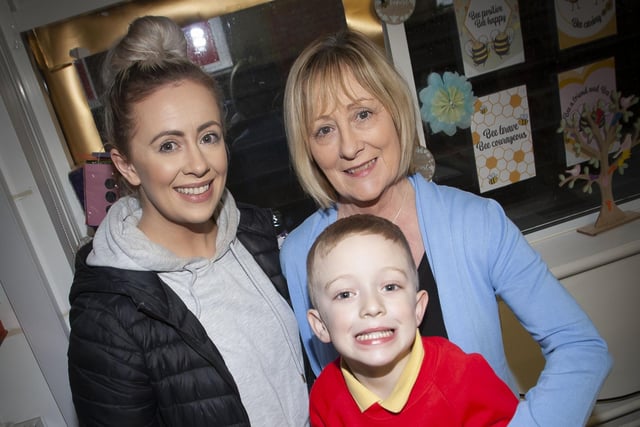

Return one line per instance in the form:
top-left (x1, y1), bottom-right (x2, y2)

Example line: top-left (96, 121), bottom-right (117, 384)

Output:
top-left (280, 29), bottom-right (611, 427)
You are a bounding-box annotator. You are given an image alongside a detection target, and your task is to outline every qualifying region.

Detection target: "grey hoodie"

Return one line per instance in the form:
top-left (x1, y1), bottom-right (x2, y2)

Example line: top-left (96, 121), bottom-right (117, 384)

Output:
top-left (88, 192), bottom-right (309, 426)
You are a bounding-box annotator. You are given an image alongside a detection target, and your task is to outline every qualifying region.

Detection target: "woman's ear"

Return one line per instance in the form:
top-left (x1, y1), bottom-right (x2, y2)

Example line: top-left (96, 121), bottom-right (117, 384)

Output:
top-left (307, 309), bottom-right (332, 344)
top-left (110, 148), bottom-right (141, 187)
top-left (415, 290), bottom-right (429, 325)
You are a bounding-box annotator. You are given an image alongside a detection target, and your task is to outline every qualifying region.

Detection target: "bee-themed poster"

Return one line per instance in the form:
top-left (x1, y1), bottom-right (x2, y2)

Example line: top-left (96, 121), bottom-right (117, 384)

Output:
top-left (453, 0), bottom-right (525, 78)
top-left (558, 58), bottom-right (617, 166)
top-left (555, 0), bottom-right (616, 50)
top-left (470, 85), bottom-right (536, 193)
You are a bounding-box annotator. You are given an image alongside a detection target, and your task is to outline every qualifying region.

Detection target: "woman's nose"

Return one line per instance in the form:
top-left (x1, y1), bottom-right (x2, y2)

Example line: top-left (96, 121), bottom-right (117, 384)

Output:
top-left (339, 128), bottom-right (364, 160)
top-left (184, 145), bottom-right (210, 176)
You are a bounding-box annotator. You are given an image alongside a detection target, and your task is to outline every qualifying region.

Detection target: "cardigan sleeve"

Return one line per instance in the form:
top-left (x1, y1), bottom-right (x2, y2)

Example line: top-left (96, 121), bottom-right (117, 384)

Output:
top-left (280, 212), bottom-right (339, 376)
top-left (68, 294), bottom-right (159, 427)
top-left (481, 198), bottom-right (612, 427)
top-left (405, 176), bottom-right (611, 426)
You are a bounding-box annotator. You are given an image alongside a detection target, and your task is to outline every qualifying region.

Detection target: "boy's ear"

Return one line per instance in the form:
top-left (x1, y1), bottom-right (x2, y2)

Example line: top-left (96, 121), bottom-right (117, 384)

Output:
top-left (307, 309), bottom-right (332, 344)
top-left (110, 149), bottom-right (141, 187)
top-left (415, 290), bottom-right (429, 325)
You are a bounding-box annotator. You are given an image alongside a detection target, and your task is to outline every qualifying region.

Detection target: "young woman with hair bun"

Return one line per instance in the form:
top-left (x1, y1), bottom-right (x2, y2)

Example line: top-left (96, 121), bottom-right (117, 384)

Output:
top-left (67, 16), bottom-right (308, 426)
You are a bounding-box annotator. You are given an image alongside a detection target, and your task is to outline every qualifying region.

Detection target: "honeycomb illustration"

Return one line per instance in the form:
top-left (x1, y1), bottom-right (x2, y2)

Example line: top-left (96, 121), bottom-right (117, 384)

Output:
top-left (472, 85), bottom-right (536, 193)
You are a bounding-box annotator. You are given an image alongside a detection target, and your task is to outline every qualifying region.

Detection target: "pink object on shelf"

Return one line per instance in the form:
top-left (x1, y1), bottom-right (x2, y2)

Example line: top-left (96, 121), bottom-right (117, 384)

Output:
top-left (0, 319), bottom-right (7, 346)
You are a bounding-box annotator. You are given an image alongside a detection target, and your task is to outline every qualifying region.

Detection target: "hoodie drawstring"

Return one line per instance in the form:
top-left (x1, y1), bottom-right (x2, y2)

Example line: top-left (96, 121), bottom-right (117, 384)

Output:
top-left (185, 265), bottom-right (202, 318)
top-left (230, 244), bottom-right (306, 381)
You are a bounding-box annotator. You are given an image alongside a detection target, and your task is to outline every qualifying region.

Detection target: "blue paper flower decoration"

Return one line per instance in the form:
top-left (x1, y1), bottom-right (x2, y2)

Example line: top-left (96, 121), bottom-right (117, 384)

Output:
top-left (419, 71), bottom-right (475, 136)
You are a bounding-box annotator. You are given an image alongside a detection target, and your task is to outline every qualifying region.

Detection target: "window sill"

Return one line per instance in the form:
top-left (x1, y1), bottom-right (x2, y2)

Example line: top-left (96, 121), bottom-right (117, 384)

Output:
top-left (526, 198), bottom-right (640, 279)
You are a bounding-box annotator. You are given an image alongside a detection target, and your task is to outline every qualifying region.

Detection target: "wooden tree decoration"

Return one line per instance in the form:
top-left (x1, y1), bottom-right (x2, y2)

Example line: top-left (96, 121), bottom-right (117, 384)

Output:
top-left (558, 91), bottom-right (640, 235)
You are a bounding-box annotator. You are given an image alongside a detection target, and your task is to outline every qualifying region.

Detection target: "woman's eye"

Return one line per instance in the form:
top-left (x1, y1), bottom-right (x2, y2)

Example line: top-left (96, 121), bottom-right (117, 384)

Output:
top-left (356, 109), bottom-right (372, 121)
top-left (159, 141), bottom-right (177, 152)
top-left (201, 132), bottom-right (220, 144)
top-left (314, 126), bottom-right (332, 138)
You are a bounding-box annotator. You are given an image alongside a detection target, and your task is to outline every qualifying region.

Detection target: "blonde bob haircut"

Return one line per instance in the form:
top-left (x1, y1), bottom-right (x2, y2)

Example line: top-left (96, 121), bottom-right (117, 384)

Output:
top-left (284, 30), bottom-right (419, 209)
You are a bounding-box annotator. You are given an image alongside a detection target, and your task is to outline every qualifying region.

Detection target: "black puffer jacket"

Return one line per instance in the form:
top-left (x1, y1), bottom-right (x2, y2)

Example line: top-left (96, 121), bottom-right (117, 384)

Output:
top-left (68, 205), bottom-right (290, 426)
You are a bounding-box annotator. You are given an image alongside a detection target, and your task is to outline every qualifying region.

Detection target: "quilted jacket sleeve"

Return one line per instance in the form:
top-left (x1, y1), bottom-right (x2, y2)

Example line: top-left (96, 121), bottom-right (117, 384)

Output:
top-left (67, 243), bottom-right (157, 426)
top-left (68, 292), bottom-right (159, 427)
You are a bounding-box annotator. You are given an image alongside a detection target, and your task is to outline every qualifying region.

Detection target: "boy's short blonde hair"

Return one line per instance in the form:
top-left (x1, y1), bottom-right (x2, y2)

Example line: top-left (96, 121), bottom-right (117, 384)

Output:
top-left (306, 214), bottom-right (417, 307)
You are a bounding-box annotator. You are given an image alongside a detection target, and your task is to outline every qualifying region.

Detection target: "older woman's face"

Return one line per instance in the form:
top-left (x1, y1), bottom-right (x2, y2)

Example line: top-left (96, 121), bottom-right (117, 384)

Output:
top-left (308, 73), bottom-right (401, 206)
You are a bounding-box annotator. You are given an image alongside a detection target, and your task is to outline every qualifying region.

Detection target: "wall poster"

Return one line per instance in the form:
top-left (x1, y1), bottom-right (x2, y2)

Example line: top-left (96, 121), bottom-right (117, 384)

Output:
top-left (453, 0), bottom-right (525, 78)
top-left (555, 0), bottom-right (617, 50)
top-left (557, 57), bottom-right (617, 166)
top-left (471, 84), bottom-right (536, 193)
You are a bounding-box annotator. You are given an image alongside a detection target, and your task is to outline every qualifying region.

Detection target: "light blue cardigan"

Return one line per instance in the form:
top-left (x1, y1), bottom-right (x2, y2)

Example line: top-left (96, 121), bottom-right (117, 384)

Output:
top-left (280, 174), bottom-right (611, 426)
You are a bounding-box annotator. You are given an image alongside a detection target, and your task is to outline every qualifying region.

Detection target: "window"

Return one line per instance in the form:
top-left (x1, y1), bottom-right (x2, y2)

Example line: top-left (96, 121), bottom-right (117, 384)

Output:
top-left (25, 0), bottom-right (363, 230)
top-left (404, 0), bottom-right (640, 233)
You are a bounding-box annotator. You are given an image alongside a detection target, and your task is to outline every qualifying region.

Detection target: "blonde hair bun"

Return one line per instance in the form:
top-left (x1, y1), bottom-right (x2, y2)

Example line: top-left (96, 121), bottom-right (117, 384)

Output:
top-left (104, 16), bottom-right (188, 82)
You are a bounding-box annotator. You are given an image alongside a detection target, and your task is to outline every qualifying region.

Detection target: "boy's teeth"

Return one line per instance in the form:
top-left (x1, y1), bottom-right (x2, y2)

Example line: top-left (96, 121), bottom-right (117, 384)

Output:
top-left (356, 330), bottom-right (393, 341)
top-left (177, 184), bottom-right (209, 195)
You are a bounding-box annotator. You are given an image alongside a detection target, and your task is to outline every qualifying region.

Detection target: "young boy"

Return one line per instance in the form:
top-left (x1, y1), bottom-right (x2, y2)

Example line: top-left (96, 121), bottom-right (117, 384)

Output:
top-left (306, 214), bottom-right (518, 426)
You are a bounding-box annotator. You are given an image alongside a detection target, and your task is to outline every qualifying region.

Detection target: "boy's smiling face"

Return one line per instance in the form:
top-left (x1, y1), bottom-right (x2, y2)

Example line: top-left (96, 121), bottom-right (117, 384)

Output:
top-left (307, 232), bottom-right (427, 378)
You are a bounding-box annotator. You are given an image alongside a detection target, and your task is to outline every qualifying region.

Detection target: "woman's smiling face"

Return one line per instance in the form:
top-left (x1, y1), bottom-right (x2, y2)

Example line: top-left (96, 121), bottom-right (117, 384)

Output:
top-left (308, 72), bottom-right (401, 206)
top-left (112, 79), bottom-right (227, 233)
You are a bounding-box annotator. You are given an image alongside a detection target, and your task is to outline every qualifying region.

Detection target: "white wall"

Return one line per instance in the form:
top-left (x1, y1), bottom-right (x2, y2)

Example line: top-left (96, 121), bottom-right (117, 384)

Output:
top-left (0, 64), bottom-right (75, 427)
top-left (0, 286), bottom-right (67, 427)
top-left (0, 1), bottom-right (123, 425)
top-left (0, 167), bottom-right (74, 425)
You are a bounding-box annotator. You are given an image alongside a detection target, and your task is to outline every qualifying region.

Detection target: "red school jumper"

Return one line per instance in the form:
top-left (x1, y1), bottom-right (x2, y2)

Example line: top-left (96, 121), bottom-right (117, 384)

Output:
top-left (309, 336), bottom-right (518, 427)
